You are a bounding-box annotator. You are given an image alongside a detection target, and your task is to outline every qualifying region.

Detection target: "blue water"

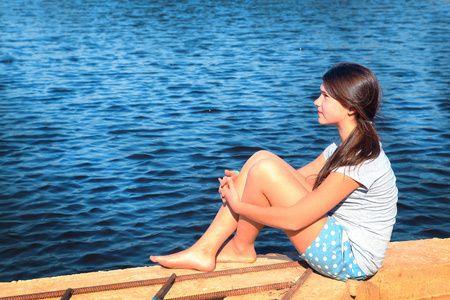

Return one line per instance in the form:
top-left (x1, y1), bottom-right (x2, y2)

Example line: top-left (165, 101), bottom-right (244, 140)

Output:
top-left (0, 0), bottom-right (449, 282)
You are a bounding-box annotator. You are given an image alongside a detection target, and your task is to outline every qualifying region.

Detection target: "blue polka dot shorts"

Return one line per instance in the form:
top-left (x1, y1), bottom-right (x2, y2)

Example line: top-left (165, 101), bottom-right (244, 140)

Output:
top-left (301, 216), bottom-right (368, 281)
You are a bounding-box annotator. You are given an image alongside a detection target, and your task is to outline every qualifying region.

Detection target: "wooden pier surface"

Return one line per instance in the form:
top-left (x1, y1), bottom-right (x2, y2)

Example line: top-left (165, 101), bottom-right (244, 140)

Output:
top-left (1, 238), bottom-right (449, 300)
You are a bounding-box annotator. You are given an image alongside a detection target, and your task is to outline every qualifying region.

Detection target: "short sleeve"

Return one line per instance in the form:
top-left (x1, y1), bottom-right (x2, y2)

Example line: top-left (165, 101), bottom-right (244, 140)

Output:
top-left (324, 141), bottom-right (338, 159)
top-left (323, 140), bottom-right (390, 189)
top-left (333, 154), bottom-right (390, 189)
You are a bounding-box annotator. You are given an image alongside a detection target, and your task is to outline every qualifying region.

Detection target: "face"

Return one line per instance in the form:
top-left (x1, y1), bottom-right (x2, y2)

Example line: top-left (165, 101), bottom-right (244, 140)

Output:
top-left (314, 84), bottom-right (351, 126)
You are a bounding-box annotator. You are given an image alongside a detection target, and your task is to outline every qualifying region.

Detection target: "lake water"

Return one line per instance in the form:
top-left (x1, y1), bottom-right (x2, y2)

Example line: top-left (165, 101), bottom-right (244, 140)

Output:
top-left (0, 0), bottom-right (449, 282)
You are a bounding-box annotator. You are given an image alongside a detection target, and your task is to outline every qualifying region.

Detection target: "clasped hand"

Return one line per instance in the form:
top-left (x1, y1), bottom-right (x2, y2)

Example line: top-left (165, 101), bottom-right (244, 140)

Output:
top-left (218, 170), bottom-right (241, 210)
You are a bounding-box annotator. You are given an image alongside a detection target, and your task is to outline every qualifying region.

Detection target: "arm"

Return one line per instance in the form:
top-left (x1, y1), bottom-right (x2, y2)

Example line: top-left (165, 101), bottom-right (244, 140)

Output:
top-left (222, 172), bottom-right (361, 231)
top-left (297, 152), bottom-right (327, 191)
top-left (297, 152), bottom-right (326, 176)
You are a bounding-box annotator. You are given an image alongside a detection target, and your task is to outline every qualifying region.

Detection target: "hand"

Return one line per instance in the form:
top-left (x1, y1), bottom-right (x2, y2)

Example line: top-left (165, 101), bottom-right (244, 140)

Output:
top-left (218, 177), bottom-right (241, 211)
top-left (224, 169), bottom-right (238, 182)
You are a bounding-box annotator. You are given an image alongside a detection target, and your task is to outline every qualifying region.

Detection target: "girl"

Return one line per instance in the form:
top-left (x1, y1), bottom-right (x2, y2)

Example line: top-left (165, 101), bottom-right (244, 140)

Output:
top-left (150, 62), bottom-right (398, 281)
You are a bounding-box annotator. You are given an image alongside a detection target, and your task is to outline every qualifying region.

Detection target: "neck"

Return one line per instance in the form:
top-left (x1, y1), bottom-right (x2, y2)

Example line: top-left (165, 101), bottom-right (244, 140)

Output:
top-left (336, 120), bottom-right (357, 142)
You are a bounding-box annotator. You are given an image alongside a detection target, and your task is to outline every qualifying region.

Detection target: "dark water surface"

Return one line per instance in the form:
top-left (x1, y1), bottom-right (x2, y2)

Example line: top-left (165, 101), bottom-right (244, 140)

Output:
top-left (1, 0), bottom-right (449, 282)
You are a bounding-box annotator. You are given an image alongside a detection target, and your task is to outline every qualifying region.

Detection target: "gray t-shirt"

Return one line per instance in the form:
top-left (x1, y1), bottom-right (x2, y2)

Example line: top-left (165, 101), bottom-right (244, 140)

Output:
top-left (324, 141), bottom-right (398, 276)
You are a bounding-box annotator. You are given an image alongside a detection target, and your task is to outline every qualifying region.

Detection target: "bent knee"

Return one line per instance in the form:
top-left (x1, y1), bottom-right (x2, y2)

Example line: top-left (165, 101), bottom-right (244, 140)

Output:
top-left (250, 150), bottom-right (278, 162)
top-left (250, 157), bottom-right (282, 176)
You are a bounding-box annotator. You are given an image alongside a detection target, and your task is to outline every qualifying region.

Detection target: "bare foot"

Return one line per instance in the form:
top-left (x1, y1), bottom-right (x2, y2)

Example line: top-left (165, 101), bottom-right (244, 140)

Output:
top-left (216, 239), bottom-right (257, 263)
top-left (150, 248), bottom-right (216, 272)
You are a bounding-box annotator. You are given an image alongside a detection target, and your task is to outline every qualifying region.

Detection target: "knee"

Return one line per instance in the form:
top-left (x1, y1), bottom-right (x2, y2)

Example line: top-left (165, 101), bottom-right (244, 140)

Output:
top-left (245, 151), bottom-right (282, 180)
top-left (250, 150), bottom-right (277, 162)
top-left (249, 157), bottom-right (280, 178)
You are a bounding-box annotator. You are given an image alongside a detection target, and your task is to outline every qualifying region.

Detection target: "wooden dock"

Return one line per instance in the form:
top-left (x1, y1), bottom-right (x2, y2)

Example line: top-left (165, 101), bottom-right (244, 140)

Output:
top-left (1, 238), bottom-right (449, 300)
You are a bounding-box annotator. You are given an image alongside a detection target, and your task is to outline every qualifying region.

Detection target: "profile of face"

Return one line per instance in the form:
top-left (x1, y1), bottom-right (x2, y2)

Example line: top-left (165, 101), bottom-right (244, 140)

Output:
top-left (314, 84), bottom-right (354, 127)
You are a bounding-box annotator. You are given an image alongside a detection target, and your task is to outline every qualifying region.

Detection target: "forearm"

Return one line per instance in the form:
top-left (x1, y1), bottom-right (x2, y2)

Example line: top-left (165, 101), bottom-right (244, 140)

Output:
top-left (224, 172), bottom-right (359, 234)
top-left (233, 201), bottom-right (305, 231)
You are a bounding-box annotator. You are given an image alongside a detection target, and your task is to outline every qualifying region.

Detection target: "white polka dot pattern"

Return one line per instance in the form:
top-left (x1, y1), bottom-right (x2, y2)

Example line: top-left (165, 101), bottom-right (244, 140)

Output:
top-left (301, 216), bottom-right (367, 281)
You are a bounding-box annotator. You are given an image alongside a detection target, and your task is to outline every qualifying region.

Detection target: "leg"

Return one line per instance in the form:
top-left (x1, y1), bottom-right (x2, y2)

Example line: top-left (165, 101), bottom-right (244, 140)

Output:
top-left (150, 150), bottom-right (291, 271)
top-left (149, 205), bottom-right (236, 271)
top-left (216, 157), bottom-right (326, 263)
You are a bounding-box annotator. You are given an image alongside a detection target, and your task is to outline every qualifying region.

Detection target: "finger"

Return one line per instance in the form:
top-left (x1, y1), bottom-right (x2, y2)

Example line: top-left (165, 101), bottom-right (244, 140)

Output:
top-left (227, 177), bottom-right (235, 188)
top-left (218, 178), bottom-right (226, 188)
top-left (225, 169), bottom-right (237, 179)
top-left (220, 176), bottom-right (230, 188)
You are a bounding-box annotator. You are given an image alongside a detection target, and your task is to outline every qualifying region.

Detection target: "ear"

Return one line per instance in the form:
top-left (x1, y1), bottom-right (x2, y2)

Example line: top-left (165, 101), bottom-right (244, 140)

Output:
top-left (348, 108), bottom-right (356, 116)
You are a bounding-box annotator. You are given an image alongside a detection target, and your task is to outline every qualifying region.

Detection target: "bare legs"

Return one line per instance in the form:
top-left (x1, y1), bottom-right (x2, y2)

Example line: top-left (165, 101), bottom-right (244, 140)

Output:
top-left (150, 151), bottom-right (326, 271)
top-left (149, 151), bottom-right (264, 271)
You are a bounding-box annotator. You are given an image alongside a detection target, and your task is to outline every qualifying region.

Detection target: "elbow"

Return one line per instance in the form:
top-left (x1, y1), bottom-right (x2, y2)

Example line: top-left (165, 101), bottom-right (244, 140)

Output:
top-left (284, 220), bottom-right (305, 231)
top-left (285, 225), bottom-right (300, 231)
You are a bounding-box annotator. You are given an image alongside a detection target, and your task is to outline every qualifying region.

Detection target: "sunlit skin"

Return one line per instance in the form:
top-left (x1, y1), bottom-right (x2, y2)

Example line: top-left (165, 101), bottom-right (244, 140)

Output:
top-left (315, 84), bottom-right (356, 140)
top-left (150, 84), bottom-right (360, 272)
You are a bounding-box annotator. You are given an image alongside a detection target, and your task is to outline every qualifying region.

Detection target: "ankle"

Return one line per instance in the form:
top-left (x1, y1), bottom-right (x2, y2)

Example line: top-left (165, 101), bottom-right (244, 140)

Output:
top-left (231, 238), bottom-right (255, 256)
top-left (189, 243), bottom-right (219, 259)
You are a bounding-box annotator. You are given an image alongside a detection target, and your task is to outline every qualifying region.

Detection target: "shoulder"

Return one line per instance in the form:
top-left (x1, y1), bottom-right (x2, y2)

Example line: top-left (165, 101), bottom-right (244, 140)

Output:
top-left (336, 147), bottom-right (395, 189)
top-left (323, 138), bottom-right (340, 159)
top-left (360, 147), bottom-right (392, 173)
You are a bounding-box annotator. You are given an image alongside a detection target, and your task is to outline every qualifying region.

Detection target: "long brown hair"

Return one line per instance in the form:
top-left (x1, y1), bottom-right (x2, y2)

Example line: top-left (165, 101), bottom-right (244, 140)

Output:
top-left (313, 62), bottom-right (382, 190)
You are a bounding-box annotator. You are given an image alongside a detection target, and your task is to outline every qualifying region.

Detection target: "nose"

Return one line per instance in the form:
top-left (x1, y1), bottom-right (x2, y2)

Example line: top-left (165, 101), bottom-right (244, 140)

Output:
top-left (314, 96), bottom-right (322, 107)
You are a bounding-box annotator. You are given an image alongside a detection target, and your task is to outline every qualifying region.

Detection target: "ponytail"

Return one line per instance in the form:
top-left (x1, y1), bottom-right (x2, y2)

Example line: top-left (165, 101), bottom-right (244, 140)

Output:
top-left (313, 120), bottom-right (380, 190)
